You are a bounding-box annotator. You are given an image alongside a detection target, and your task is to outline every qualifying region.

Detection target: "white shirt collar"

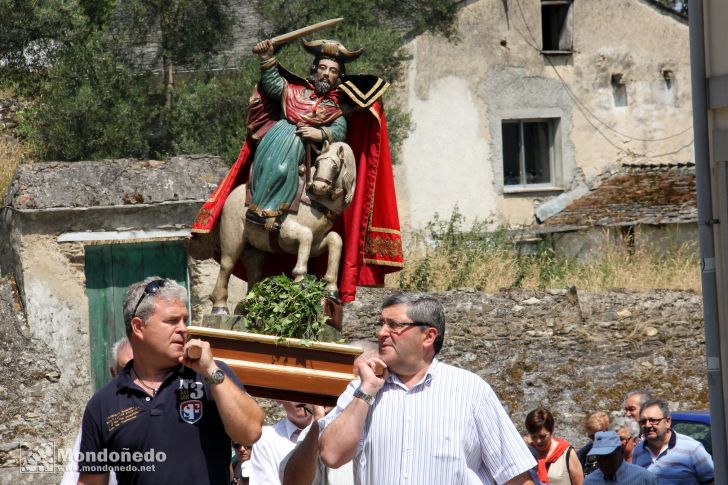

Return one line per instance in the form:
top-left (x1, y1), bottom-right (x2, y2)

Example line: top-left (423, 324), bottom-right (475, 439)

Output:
top-left (387, 358), bottom-right (439, 389)
top-left (283, 418), bottom-right (303, 442)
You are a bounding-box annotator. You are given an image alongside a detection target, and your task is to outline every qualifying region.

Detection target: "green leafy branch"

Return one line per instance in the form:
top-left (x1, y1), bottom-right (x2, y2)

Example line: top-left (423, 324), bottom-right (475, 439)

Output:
top-left (235, 274), bottom-right (329, 342)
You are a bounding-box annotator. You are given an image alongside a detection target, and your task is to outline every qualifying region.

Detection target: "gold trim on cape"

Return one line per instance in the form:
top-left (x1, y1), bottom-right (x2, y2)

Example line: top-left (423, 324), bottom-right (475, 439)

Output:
top-left (342, 78), bottom-right (384, 101)
top-left (368, 226), bottom-right (401, 235)
top-left (362, 258), bottom-right (405, 267)
top-left (367, 105), bottom-right (381, 124)
top-left (338, 80), bottom-right (390, 109)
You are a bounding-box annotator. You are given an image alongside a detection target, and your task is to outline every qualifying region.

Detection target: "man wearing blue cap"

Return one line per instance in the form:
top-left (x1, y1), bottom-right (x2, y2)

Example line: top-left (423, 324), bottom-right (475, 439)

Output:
top-left (584, 431), bottom-right (658, 484)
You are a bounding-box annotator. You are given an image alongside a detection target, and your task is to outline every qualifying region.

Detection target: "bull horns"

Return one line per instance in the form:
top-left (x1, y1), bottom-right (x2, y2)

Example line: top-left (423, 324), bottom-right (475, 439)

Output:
top-left (301, 39), bottom-right (363, 63)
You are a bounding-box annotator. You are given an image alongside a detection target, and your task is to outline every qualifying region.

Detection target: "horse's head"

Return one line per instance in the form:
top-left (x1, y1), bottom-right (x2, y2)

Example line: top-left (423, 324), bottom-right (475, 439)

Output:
top-left (308, 142), bottom-right (356, 207)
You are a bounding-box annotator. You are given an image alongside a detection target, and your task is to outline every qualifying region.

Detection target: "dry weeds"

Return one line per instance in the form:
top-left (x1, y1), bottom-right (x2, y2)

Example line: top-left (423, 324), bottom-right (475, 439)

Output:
top-left (390, 222), bottom-right (701, 293)
top-left (0, 136), bottom-right (28, 195)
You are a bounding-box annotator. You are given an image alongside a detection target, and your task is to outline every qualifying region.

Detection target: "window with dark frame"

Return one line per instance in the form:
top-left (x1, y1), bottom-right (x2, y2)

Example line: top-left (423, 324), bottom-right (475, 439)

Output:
top-left (502, 119), bottom-right (558, 188)
top-left (541, 0), bottom-right (574, 53)
top-left (611, 73), bottom-right (628, 107)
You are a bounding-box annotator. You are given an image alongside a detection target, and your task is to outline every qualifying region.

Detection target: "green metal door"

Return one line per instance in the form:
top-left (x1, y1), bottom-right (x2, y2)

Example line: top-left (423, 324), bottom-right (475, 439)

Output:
top-left (84, 241), bottom-right (189, 390)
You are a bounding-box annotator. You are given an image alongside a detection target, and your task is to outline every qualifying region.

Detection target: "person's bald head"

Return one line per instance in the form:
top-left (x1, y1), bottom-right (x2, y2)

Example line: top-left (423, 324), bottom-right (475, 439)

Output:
top-left (110, 337), bottom-right (133, 377)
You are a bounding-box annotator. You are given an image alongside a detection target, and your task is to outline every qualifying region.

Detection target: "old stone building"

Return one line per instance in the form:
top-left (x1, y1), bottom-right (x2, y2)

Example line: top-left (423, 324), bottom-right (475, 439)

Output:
top-left (535, 161), bottom-right (697, 258)
top-left (0, 156), bottom-right (248, 482)
top-left (395, 0), bottom-right (692, 231)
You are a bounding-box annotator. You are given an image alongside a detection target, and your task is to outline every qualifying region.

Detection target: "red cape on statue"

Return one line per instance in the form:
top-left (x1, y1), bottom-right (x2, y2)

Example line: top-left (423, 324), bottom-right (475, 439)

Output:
top-left (191, 97), bottom-right (403, 303)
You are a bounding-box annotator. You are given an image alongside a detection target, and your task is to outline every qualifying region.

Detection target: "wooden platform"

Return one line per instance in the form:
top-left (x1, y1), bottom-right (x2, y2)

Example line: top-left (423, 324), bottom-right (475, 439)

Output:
top-left (186, 326), bottom-right (362, 406)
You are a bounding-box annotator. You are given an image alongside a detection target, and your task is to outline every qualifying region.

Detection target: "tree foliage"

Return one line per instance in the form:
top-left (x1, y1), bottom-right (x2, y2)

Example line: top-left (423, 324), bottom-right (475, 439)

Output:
top-left (109, 0), bottom-right (234, 68)
top-left (168, 60), bottom-right (259, 162)
top-left (19, 32), bottom-right (155, 161)
top-left (109, 0), bottom-right (234, 108)
top-left (0, 0), bottom-right (87, 95)
top-left (9, 0), bottom-right (460, 163)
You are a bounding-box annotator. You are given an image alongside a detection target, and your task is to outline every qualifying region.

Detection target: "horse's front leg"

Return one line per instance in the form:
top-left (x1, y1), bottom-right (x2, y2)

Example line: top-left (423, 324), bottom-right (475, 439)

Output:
top-left (311, 231), bottom-right (342, 293)
top-left (210, 186), bottom-right (247, 314)
top-left (289, 226), bottom-right (314, 282)
top-left (211, 216), bottom-right (246, 314)
top-left (210, 239), bottom-right (244, 314)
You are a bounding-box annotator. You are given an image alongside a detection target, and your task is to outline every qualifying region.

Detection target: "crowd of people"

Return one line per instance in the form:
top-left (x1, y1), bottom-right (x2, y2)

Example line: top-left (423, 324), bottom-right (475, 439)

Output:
top-left (69, 277), bottom-right (714, 485)
top-left (522, 392), bottom-right (713, 485)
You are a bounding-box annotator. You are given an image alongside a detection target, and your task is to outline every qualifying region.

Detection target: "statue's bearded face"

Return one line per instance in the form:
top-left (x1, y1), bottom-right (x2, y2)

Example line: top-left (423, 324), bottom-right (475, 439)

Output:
top-left (313, 58), bottom-right (341, 95)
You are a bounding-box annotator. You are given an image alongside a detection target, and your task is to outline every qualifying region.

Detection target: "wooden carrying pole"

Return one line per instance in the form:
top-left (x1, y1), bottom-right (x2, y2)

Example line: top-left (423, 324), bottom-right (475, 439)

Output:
top-left (186, 326), bottom-right (362, 406)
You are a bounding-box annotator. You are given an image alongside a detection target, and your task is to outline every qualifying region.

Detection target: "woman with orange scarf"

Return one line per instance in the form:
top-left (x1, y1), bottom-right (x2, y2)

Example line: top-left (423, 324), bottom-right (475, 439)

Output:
top-left (526, 408), bottom-right (584, 485)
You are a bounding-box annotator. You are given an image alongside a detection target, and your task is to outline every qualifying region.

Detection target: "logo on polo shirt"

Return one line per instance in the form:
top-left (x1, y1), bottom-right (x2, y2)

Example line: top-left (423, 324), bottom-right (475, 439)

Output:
top-left (179, 400), bottom-right (203, 424)
top-left (178, 379), bottom-right (205, 401)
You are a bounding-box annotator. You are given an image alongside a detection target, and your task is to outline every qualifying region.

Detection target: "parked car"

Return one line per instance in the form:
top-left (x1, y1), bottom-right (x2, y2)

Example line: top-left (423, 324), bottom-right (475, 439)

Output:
top-left (671, 410), bottom-right (711, 456)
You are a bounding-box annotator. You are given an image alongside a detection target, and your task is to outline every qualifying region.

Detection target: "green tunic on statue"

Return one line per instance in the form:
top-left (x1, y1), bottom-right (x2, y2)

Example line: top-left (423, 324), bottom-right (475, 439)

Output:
top-left (249, 65), bottom-right (347, 217)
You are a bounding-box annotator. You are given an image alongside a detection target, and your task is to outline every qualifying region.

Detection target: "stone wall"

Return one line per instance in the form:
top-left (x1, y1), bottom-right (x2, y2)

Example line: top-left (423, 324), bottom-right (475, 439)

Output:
top-left (341, 287), bottom-right (707, 447)
top-left (0, 275), bottom-right (71, 484)
top-left (0, 99), bottom-right (20, 133)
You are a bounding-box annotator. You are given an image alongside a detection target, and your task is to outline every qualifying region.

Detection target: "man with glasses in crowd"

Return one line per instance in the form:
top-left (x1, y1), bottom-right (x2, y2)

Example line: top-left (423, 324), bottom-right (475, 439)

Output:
top-left (632, 397), bottom-right (714, 484)
top-left (77, 276), bottom-right (264, 485)
top-left (318, 292), bottom-right (537, 484)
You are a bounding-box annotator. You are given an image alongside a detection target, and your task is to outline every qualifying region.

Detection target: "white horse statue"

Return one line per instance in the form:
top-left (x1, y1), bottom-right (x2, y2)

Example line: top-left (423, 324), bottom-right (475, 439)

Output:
top-left (209, 142), bottom-right (356, 314)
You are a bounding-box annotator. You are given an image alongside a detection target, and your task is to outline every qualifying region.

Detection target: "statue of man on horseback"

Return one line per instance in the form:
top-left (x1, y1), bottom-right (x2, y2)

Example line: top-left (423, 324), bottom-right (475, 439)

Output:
top-left (190, 25), bottom-right (404, 310)
top-left (246, 37), bottom-right (360, 232)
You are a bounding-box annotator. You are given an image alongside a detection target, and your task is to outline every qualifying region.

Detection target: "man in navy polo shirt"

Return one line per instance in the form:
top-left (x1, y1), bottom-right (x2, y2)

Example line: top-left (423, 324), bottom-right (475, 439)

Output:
top-left (78, 276), bottom-right (264, 485)
top-left (632, 397), bottom-right (714, 485)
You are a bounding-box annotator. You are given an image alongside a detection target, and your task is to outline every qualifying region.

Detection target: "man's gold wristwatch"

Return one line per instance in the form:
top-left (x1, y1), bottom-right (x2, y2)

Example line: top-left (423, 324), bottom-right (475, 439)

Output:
top-left (354, 387), bottom-right (373, 405)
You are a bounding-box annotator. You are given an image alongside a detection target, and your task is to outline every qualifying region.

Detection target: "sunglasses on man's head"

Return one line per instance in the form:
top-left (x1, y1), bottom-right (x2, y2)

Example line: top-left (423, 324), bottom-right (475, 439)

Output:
top-left (132, 279), bottom-right (167, 317)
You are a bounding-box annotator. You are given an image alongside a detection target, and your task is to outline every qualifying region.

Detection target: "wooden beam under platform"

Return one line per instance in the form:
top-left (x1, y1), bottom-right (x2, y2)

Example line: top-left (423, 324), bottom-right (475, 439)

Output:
top-left (186, 326), bottom-right (363, 406)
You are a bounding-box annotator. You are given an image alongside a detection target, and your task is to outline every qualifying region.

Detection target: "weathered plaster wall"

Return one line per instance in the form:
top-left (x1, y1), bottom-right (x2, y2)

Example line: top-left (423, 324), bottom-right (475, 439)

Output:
top-left (550, 227), bottom-right (616, 261)
top-left (20, 236), bottom-right (90, 395)
top-left (401, 64), bottom-right (496, 226)
top-left (397, 0), bottom-right (692, 231)
top-left (548, 223), bottom-right (698, 260)
top-left (634, 223), bottom-right (698, 251)
top-left (13, 236), bottom-right (92, 467)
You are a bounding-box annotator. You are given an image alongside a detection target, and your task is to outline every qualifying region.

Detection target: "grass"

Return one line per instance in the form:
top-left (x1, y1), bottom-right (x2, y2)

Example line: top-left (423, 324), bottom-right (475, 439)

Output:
top-left (393, 210), bottom-right (701, 293)
top-left (0, 135), bottom-right (29, 195)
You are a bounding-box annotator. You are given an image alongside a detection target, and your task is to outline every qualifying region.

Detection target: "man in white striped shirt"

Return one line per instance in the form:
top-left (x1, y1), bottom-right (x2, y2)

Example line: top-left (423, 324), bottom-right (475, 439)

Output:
top-left (319, 292), bottom-right (537, 484)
